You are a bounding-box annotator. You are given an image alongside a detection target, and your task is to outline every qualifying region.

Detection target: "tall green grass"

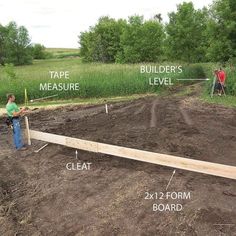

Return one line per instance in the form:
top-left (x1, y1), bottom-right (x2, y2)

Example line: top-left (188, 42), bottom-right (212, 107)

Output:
top-left (0, 59), bottom-right (205, 105)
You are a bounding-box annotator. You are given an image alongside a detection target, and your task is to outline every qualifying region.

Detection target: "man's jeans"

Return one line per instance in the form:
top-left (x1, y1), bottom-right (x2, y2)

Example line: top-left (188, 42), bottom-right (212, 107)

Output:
top-left (12, 118), bottom-right (23, 150)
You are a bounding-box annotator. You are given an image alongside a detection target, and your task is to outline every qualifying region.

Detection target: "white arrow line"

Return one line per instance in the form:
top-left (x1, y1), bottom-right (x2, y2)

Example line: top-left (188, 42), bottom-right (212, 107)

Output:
top-left (34, 143), bottom-right (48, 153)
top-left (166, 170), bottom-right (176, 191)
top-left (75, 150), bottom-right (78, 159)
top-left (177, 78), bottom-right (210, 81)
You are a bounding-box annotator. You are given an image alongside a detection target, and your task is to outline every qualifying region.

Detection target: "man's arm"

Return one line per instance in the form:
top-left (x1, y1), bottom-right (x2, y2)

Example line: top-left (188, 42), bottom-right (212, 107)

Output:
top-left (216, 72), bottom-right (220, 82)
top-left (12, 107), bottom-right (26, 117)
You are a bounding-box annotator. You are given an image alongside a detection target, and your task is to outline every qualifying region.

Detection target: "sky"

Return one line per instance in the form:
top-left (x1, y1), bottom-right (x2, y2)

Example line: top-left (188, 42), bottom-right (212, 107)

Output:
top-left (0, 0), bottom-right (213, 48)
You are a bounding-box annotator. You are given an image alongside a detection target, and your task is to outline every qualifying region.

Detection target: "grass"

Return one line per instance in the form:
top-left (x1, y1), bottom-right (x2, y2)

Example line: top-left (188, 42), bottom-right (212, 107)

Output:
top-left (0, 59), bottom-right (205, 105)
top-left (46, 48), bottom-right (80, 58)
top-left (201, 92), bottom-right (236, 107)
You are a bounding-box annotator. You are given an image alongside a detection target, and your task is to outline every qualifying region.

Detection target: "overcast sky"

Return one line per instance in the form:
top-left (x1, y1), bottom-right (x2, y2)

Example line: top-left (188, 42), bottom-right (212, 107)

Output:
top-left (0, 0), bottom-right (213, 48)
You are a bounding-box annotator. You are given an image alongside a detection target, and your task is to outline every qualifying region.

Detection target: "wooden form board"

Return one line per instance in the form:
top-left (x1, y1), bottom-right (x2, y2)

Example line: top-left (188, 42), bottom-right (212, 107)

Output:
top-left (29, 130), bottom-right (236, 180)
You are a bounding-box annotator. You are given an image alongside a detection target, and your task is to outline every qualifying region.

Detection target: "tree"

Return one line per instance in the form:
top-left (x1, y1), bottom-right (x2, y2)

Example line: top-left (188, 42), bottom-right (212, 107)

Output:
top-left (0, 24), bottom-right (7, 65)
top-left (78, 1), bottom-right (235, 64)
top-left (79, 15), bottom-right (165, 63)
top-left (205, 0), bottom-right (236, 62)
top-left (32, 44), bottom-right (47, 59)
top-left (117, 16), bottom-right (144, 63)
top-left (0, 21), bottom-right (32, 65)
top-left (165, 2), bottom-right (208, 62)
top-left (79, 30), bottom-right (96, 62)
top-left (79, 17), bottom-right (126, 62)
top-left (119, 16), bottom-right (164, 63)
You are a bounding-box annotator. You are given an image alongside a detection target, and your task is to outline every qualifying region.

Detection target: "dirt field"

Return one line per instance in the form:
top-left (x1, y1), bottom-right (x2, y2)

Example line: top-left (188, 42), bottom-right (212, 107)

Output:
top-left (0, 85), bottom-right (236, 236)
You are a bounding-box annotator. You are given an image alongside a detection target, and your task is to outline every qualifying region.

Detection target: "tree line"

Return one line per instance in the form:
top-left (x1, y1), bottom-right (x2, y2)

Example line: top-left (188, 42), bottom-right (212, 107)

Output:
top-left (0, 22), bottom-right (48, 65)
top-left (0, 0), bottom-right (235, 65)
top-left (79, 0), bottom-right (236, 63)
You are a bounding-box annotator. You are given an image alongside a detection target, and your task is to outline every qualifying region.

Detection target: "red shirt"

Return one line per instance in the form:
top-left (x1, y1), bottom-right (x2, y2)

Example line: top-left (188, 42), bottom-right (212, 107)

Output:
top-left (217, 70), bottom-right (226, 83)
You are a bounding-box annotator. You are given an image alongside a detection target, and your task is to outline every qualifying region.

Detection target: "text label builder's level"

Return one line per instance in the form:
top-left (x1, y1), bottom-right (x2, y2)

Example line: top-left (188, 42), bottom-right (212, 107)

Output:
top-left (149, 77), bottom-right (174, 86)
top-left (140, 65), bottom-right (183, 74)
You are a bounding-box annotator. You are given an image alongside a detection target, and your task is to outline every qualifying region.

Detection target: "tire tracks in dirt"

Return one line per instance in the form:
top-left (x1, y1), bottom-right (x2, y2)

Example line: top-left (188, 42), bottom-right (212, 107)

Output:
top-left (150, 98), bottom-right (159, 128)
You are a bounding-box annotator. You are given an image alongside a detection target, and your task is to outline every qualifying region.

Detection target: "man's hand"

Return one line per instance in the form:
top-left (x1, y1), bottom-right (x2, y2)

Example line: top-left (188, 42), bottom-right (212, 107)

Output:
top-left (20, 107), bottom-right (26, 113)
top-left (20, 107), bottom-right (29, 112)
top-left (13, 108), bottom-right (25, 117)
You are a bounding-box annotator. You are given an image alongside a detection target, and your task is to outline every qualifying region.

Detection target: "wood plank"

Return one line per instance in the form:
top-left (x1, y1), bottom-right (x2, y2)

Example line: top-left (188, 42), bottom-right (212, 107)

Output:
top-left (29, 130), bottom-right (236, 180)
top-left (30, 130), bottom-right (98, 152)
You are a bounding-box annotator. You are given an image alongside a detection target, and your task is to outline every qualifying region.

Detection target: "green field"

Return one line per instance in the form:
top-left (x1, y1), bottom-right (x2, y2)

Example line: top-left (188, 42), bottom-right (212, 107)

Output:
top-left (46, 48), bottom-right (80, 59)
top-left (0, 58), bottom-right (207, 105)
top-left (0, 57), bottom-right (235, 107)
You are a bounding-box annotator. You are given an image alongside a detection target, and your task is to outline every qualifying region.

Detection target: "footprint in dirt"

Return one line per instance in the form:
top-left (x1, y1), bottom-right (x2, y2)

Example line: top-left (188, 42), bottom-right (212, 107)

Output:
top-left (181, 127), bottom-right (200, 136)
top-left (178, 223), bottom-right (197, 236)
top-left (167, 142), bottom-right (179, 152)
top-left (195, 207), bottom-right (234, 223)
top-left (182, 145), bottom-right (198, 157)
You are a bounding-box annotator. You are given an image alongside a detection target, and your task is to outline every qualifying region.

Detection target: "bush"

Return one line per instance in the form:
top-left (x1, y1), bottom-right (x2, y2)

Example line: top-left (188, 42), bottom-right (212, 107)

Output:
top-left (32, 44), bottom-right (47, 59)
top-left (4, 63), bottom-right (17, 80)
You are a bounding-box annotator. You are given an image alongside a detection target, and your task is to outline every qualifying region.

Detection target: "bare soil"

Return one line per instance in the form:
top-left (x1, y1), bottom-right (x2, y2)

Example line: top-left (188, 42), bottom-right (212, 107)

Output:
top-left (0, 84), bottom-right (236, 236)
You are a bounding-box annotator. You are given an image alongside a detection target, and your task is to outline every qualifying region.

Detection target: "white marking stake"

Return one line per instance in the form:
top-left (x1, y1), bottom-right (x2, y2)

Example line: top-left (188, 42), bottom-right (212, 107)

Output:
top-left (166, 170), bottom-right (176, 191)
top-left (105, 104), bottom-right (108, 114)
top-left (177, 78), bottom-right (210, 81)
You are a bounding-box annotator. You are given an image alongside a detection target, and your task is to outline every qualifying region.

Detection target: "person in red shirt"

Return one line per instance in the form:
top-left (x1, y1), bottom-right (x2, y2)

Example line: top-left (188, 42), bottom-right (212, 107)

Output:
top-left (215, 68), bottom-right (226, 96)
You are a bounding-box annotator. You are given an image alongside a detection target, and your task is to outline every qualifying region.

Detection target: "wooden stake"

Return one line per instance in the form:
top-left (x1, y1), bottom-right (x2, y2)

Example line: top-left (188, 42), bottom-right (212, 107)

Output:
top-left (24, 88), bottom-right (29, 107)
top-left (28, 130), bottom-right (236, 180)
top-left (105, 104), bottom-right (108, 114)
top-left (25, 116), bottom-right (31, 145)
